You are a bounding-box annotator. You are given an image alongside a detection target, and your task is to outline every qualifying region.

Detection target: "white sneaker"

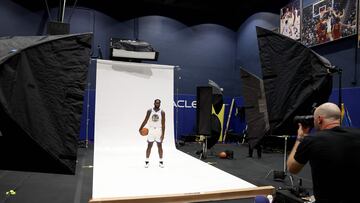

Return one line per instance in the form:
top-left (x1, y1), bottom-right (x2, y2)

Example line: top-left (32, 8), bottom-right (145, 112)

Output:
top-left (159, 162), bottom-right (164, 168)
top-left (145, 162), bottom-right (149, 168)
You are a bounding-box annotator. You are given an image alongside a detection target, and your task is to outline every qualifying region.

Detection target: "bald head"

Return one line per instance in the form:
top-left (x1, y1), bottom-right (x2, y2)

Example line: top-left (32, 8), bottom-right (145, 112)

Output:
top-left (314, 103), bottom-right (341, 120)
top-left (313, 102), bottom-right (341, 130)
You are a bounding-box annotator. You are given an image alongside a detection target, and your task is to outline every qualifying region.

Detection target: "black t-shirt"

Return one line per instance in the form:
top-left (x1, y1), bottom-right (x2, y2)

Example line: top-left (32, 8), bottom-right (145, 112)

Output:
top-left (294, 127), bottom-right (360, 203)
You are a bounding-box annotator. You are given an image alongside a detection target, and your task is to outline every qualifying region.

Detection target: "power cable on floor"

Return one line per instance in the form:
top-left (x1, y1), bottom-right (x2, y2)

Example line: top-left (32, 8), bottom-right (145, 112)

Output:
top-left (1, 174), bottom-right (32, 203)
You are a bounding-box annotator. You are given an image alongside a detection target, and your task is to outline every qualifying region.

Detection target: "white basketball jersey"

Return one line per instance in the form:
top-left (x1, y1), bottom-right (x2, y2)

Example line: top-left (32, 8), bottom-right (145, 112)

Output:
top-left (148, 108), bottom-right (162, 128)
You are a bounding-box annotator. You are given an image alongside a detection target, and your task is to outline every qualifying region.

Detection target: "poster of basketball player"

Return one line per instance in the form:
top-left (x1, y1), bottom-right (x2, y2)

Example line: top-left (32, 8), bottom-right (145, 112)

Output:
top-left (280, 0), bottom-right (301, 40)
top-left (301, 0), bottom-right (357, 47)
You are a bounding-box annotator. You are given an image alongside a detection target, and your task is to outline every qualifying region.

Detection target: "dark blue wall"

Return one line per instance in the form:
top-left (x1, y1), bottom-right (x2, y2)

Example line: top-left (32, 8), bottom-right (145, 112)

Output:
top-left (312, 37), bottom-right (359, 88)
top-left (0, 0), bottom-right (45, 36)
top-left (112, 17), bottom-right (239, 96)
top-left (329, 87), bottom-right (360, 127)
top-left (236, 12), bottom-right (280, 77)
top-left (1, 1), bottom-right (240, 96)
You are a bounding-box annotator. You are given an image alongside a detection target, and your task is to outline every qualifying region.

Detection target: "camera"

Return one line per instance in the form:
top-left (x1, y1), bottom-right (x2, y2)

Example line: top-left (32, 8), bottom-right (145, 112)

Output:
top-left (293, 115), bottom-right (314, 128)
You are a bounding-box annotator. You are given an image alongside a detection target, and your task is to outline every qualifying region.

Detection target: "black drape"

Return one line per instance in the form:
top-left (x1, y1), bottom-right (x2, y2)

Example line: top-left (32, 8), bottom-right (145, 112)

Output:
top-left (0, 33), bottom-right (92, 174)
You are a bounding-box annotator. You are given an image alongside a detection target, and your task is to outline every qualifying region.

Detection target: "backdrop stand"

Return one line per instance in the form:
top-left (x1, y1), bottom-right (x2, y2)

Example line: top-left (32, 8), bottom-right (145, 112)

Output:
top-left (85, 80), bottom-right (91, 149)
top-left (79, 59), bottom-right (93, 149)
top-left (175, 65), bottom-right (181, 142)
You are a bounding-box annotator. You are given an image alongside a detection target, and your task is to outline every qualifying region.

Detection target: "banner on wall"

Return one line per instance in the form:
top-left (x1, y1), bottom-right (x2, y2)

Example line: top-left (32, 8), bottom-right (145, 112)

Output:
top-left (174, 95), bottom-right (244, 141)
top-left (301, 0), bottom-right (357, 47)
top-left (280, 0), bottom-right (301, 40)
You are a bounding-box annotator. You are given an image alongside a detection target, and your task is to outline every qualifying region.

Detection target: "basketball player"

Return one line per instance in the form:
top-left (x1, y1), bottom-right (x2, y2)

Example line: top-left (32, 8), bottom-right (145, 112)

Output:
top-left (139, 99), bottom-right (165, 168)
top-left (325, 8), bottom-right (334, 41)
top-left (332, 9), bottom-right (345, 40)
top-left (332, 17), bottom-right (341, 40)
top-left (292, 8), bottom-right (301, 39)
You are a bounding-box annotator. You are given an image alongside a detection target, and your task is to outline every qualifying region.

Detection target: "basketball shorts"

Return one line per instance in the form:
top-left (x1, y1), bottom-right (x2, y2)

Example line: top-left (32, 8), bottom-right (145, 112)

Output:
top-left (147, 126), bottom-right (162, 143)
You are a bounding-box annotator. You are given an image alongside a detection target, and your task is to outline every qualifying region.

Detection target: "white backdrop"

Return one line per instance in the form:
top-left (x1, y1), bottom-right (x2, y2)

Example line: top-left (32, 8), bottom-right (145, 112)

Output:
top-left (92, 60), bottom-right (256, 199)
top-left (94, 59), bottom-right (175, 150)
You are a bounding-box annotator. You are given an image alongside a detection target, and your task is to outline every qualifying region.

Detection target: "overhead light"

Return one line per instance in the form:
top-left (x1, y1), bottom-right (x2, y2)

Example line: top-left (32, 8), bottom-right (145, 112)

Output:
top-left (110, 38), bottom-right (159, 61)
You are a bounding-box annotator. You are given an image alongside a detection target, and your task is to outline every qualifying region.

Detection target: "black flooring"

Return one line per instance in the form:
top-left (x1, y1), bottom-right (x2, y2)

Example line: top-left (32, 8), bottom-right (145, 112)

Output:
top-left (0, 141), bottom-right (313, 203)
top-left (0, 144), bottom-right (93, 203)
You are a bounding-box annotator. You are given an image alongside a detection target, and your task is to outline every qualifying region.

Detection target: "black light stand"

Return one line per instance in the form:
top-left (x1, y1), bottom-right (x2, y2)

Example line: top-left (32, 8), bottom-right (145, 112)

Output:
top-left (328, 66), bottom-right (343, 124)
top-left (268, 135), bottom-right (311, 201)
top-left (338, 67), bottom-right (342, 109)
top-left (265, 135), bottom-right (294, 186)
top-left (337, 67), bottom-right (343, 126)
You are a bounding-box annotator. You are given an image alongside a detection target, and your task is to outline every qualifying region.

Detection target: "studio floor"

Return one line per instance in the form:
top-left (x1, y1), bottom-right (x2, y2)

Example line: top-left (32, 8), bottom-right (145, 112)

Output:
top-left (0, 140), bottom-right (313, 203)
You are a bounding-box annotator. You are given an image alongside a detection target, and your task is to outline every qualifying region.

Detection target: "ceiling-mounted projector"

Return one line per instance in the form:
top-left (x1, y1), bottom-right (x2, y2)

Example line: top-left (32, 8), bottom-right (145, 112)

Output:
top-left (110, 38), bottom-right (159, 62)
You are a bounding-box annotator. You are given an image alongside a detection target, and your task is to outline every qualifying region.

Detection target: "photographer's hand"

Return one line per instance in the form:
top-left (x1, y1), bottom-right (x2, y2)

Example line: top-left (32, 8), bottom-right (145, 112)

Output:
top-left (297, 123), bottom-right (310, 140)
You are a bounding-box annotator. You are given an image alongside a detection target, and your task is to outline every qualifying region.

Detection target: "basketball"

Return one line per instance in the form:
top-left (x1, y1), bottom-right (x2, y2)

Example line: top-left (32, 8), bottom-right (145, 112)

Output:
top-left (140, 128), bottom-right (149, 136)
top-left (218, 151), bottom-right (227, 159)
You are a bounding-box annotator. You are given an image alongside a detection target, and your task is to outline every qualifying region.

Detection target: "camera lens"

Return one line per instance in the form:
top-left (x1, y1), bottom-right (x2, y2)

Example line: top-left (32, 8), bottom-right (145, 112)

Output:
top-left (293, 115), bottom-right (314, 128)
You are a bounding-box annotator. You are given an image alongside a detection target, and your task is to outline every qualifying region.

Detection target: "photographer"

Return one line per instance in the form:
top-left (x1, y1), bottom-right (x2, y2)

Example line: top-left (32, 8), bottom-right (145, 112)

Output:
top-left (287, 102), bottom-right (360, 203)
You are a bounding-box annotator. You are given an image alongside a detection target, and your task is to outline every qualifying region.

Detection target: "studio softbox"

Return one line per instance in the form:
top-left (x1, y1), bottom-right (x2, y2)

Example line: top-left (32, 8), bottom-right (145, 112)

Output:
top-left (0, 33), bottom-right (92, 174)
top-left (240, 68), bottom-right (269, 149)
top-left (208, 80), bottom-right (224, 149)
top-left (256, 27), bottom-right (333, 135)
top-left (196, 81), bottom-right (224, 150)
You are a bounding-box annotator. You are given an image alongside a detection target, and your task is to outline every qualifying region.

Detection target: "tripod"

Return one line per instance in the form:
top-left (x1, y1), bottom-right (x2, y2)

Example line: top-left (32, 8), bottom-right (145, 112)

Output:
top-left (265, 135), bottom-right (294, 186)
